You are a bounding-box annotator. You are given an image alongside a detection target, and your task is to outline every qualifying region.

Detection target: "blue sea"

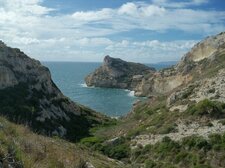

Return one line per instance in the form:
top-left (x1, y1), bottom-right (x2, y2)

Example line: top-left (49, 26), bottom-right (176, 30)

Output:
top-left (43, 62), bottom-right (176, 117)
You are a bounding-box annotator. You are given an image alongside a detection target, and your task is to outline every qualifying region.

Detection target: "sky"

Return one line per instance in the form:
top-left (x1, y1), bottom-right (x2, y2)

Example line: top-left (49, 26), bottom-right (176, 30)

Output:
top-left (0, 0), bottom-right (225, 63)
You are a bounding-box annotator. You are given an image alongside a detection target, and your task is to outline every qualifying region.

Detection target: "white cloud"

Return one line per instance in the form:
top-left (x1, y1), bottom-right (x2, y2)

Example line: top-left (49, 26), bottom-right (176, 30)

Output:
top-left (1, 0), bottom-right (53, 15)
top-left (69, 2), bottom-right (225, 34)
top-left (72, 8), bottom-right (113, 21)
top-left (0, 0), bottom-right (224, 62)
top-left (118, 3), bottom-right (165, 17)
top-left (118, 2), bottom-right (138, 15)
top-left (74, 37), bottom-right (113, 47)
top-left (152, 0), bottom-right (208, 8)
top-left (105, 39), bottom-right (197, 62)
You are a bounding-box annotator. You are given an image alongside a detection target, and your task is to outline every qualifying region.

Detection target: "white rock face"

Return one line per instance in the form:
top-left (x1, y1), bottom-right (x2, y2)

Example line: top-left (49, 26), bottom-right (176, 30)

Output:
top-left (134, 32), bottom-right (225, 97)
top-left (185, 32), bottom-right (225, 62)
top-left (167, 69), bottom-right (225, 110)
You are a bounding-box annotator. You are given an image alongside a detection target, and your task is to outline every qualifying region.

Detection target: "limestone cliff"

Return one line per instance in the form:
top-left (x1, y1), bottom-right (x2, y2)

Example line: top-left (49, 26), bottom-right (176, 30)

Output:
top-left (134, 32), bottom-right (225, 97)
top-left (85, 55), bottom-right (155, 90)
top-left (0, 41), bottom-right (109, 141)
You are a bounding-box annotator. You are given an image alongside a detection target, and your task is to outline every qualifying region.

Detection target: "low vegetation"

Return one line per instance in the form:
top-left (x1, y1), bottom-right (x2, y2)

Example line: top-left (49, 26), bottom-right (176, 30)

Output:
top-left (131, 134), bottom-right (225, 168)
top-left (0, 117), bottom-right (123, 168)
top-left (184, 99), bottom-right (225, 119)
top-left (86, 97), bottom-right (225, 167)
top-left (81, 136), bottom-right (131, 161)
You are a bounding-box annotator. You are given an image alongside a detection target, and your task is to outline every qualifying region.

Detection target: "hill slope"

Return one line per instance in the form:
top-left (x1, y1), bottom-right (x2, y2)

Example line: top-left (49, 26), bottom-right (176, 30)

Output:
top-left (0, 116), bottom-right (124, 168)
top-left (85, 32), bottom-right (225, 168)
top-left (0, 41), bottom-right (110, 141)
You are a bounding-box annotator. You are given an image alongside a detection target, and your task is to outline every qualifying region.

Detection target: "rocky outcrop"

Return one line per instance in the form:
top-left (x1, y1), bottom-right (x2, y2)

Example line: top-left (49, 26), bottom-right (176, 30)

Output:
top-left (179, 32), bottom-right (225, 64)
top-left (134, 32), bottom-right (225, 97)
top-left (167, 68), bottom-right (225, 111)
top-left (85, 55), bottom-right (155, 90)
top-left (132, 120), bottom-right (225, 147)
top-left (0, 41), bottom-right (109, 141)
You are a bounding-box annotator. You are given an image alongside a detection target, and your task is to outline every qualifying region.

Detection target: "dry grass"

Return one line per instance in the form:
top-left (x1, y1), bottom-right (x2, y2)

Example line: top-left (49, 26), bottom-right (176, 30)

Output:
top-left (0, 117), bottom-right (123, 168)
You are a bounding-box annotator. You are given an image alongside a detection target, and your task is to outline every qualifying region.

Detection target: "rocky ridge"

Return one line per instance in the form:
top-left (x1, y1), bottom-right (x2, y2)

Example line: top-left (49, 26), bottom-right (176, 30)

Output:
top-left (0, 41), bottom-right (108, 141)
top-left (135, 32), bottom-right (225, 97)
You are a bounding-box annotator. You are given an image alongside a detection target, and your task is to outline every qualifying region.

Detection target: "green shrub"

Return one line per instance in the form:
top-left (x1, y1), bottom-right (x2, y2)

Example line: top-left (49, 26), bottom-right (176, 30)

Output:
top-left (154, 137), bottom-right (180, 157)
top-left (101, 137), bottom-right (130, 160)
top-left (209, 134), bottom-right (225, 150)
top-left (219, 119), bottom-right (225, 125)
top-left (182, 136), bottom-right (211, 151)
top-left (175, 151), bottom-right (192, 164)
top-left (145, 159), bottom-right (157, 168)
top-left (193, 164), bottom-right (211, 168)
top-left (185, 99), bottom-right (225, 118)
top-left (80, 136), bottom-right (104, 147)
top-left (104, 143), bottom-right (130, 160)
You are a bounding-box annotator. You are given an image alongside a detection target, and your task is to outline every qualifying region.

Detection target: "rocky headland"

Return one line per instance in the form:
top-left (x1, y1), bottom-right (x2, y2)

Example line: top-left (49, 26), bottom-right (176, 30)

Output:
top-left (85, 55), bottom-right (156, 90)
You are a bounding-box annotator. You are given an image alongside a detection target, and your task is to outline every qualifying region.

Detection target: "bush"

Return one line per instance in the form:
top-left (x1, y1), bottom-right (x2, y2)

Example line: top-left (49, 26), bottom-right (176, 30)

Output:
top-left (193, 164), bottom-right (211, 168)
top-left (103, 143), bottom-right (130, 160)
top-left (80, 136), bottom-right (104, 147)
top-left (182, 136), bottom-right (211, 151)
top-left (209, 134), bottom-right (225, 151)
top-left (154, 137), bottom-right (180, 157)
top-left (145, 160), bottom-right (157, 168)
top-left (185, 99), bottom-right (225, 118)
top-left (101, 137), bottom-right (131, 160)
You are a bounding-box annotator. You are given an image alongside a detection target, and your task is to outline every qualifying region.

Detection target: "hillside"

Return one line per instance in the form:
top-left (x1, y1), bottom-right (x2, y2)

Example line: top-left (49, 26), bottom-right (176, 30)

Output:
top-left (0, 116), bottom-right (124, 168)
top-left (83, 32), bottom-right (225, 168)
top-left (0, 41), bottom-right (110, 142)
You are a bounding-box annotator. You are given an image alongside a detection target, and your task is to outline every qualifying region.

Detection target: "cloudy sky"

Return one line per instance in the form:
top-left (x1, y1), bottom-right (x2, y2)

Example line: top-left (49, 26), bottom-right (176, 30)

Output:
top-left (0, 0), bottom-right (225, 63)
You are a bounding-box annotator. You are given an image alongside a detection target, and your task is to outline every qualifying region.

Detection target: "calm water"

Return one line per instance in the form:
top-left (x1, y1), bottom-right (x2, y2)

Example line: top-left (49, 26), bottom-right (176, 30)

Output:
top-left (43, 62), bottom-right (175, 117)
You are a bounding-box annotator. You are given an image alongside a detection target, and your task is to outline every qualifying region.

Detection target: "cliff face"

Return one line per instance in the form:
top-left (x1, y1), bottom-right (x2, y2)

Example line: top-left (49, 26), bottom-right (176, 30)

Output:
top-left (134, 32), bottom-right (225, 97)
top-left (0, 41), bottom-right (108, 141)
top-left (85, 55), bottom-right (156, 90)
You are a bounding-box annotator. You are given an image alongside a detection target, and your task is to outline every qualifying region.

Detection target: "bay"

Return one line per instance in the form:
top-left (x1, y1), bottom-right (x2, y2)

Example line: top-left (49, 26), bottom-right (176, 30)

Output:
top-left (43, 62), bottom-right (175, 117)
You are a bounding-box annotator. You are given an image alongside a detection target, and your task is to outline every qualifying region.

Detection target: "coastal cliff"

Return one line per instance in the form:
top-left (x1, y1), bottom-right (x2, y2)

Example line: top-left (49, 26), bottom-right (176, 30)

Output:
top-left (86, 32), bottom-right (225, 98)
top-left (0, 41), bottom-right (109, 141)
top-left (85, 55), bottom-right (156, 90)
top-left (135, 32), bottom-right (225, 97)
